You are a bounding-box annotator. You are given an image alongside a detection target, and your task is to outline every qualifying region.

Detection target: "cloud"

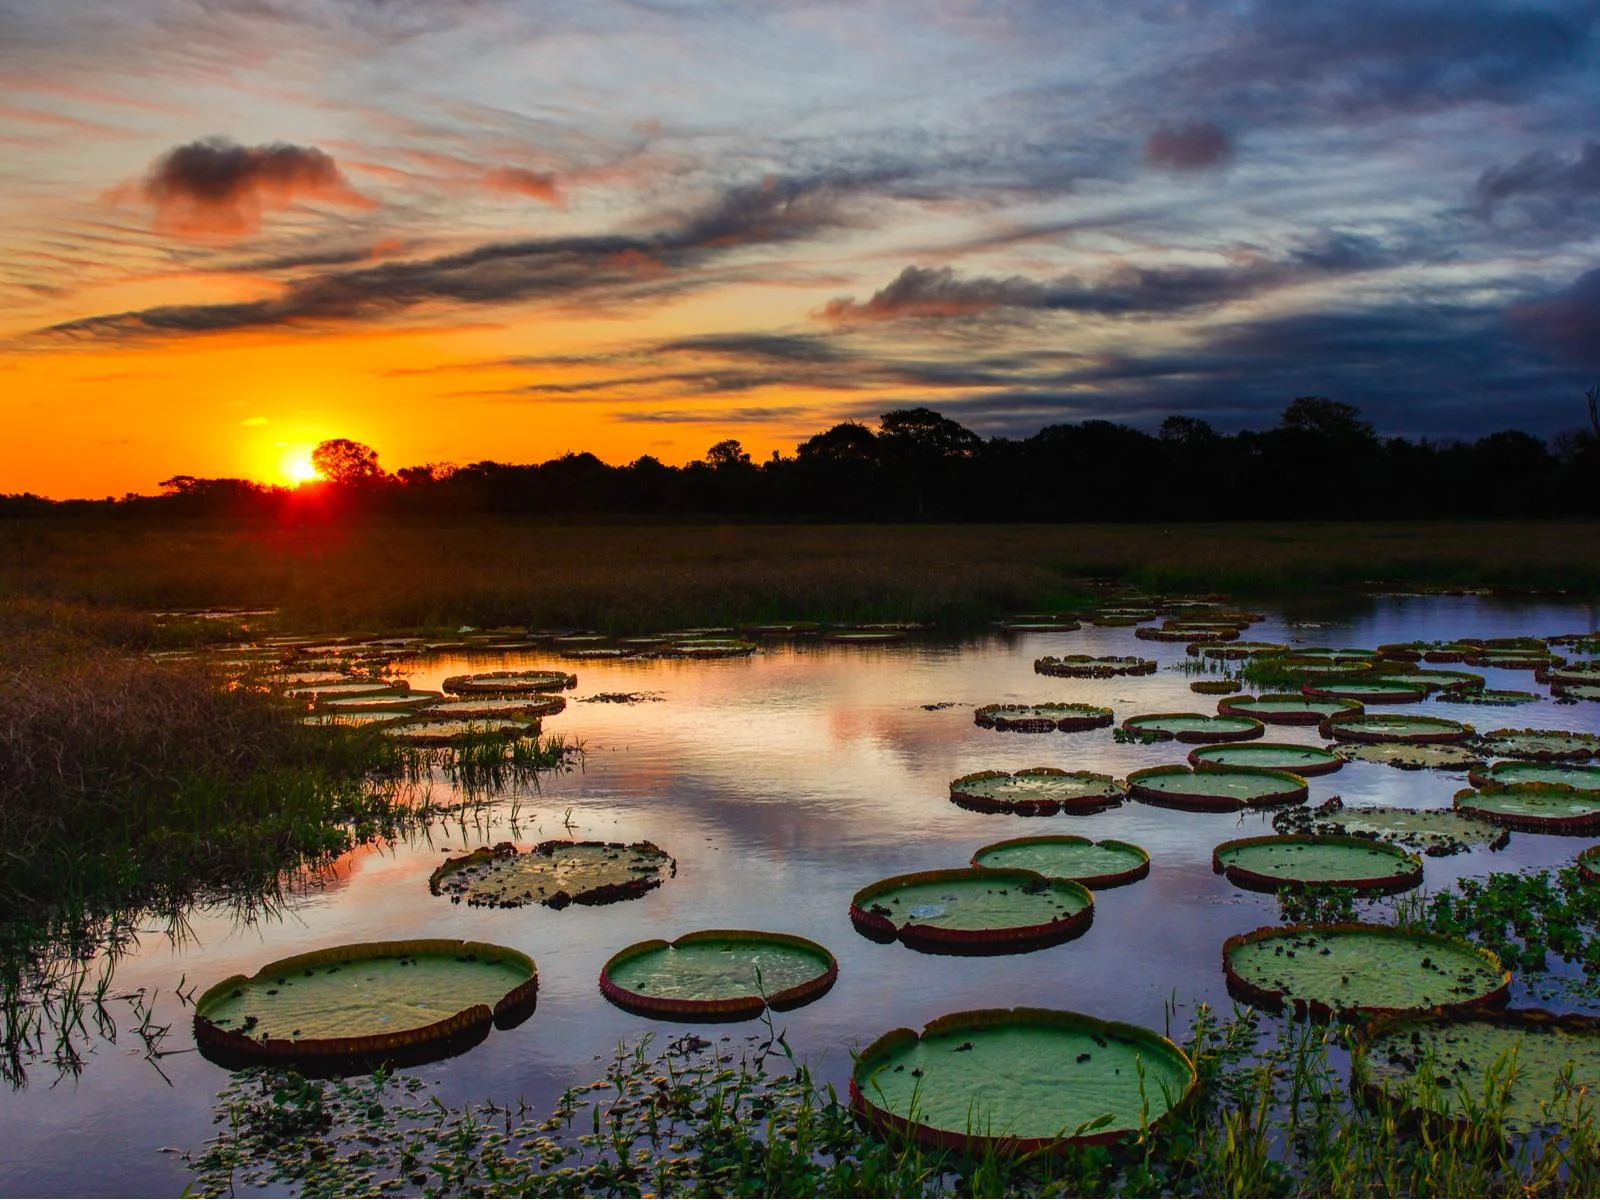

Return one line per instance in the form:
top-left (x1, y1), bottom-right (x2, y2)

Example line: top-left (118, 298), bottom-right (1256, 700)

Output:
top-left (1475, 141), bottom-right (1600, 215)
top-left (1144, 121), bottom-right (1234, 172)
top-left (1507, 268), bottom-right (1600, 365)
top-left (482, 166), bottom-right (561, 203)
top-left (124, 137), bottom-right (375, 239)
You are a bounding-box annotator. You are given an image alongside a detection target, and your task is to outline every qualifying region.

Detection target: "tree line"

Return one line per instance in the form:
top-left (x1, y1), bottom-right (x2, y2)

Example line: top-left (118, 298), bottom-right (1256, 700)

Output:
top-left (6, 396), bottom-right (1599, 522)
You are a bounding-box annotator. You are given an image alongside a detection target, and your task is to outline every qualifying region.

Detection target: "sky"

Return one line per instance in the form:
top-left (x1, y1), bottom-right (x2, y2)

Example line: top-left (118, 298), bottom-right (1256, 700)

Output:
top-left (2, 0), bottom-right (1598, 498)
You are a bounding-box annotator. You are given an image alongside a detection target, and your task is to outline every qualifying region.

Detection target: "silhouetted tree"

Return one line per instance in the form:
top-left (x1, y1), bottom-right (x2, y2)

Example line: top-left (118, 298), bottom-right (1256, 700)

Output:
top-left (705, 439), bottom-right (752, 469)
top-left (311, 439), bottom-right (388, 487)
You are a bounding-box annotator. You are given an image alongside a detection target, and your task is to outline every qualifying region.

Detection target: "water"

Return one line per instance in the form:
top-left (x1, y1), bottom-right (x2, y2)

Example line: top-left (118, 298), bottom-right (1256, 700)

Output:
top-left (2, 594), bottom-right (1598, 1194)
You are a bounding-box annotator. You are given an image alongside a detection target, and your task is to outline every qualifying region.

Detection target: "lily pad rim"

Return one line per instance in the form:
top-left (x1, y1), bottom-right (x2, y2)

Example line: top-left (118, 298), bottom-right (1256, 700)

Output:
top-left (598, 929), bottom-right (839, 1020)
top-left (970, 834), bottom-right (1151, 889)
top-left (848, 866), bottom-right (1094, 953)
top-left (1210, 833), bottom-right (1423, 894)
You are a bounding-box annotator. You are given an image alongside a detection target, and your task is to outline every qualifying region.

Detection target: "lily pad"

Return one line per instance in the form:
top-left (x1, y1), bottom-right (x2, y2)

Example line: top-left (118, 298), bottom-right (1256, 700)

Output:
top-left (321, 692), bottom-right (439, 712)
top-left (1322, 714), bottom-right (1470, 744)
top-left (301, 710), bottom-right (413, 728)
top-left (1454, 786), bottom-right (1600, 835)
top-left (949, 768), bottom-right (1124, 816)
top-left (1579, 845), bottom-right (1600, 884)
top-left (1137, 624), bottom-right (1239, 643)
top-left (1195, 641), bottom-right (1289, 661)
top-left (419, 695), bottom-right (567, 719)
top-left (1443, 689), bottom-right (1539, 707)
top-left (1467, 761), bottom-right (1600, 793)
top-left (1222, 924), bottom-right (1508, 1020)
top-left (849, 868), bottom-right (1093, 954)
top-left (1187, 742), bottom-right (1343, 776)
top-left (973, 703), bottom-right (1113, 733)
top-left (1477, 728), bottom-right (1600, 761)
top-left (599, 930), bottom-right (837, 1021)
top-left (971, 836), bottom-right (1149, 888)
top-left (1553, 683), bottom-right (1600, 702)
top-left (382, 717), bottom-right (536, 746)
top-left (1335, 742), bottom-right (1486, 771)
top-left (1284, 647), bottom-right (1380, 664)
top-left (1212, 835), bottom-right (1421, 894)
top-left (430, 840), bottom-right (674, 909)
top-left (1033, 655), bottom-right (1155, 678)
top-left (1356, 1008), bottom-right (1600, 1133)
top-left (1000, 618), bottom-right (1082, 632)
top-left (1218, 694), bottom-right (1364, 726)
top-left (284, 680), bottom-right (406, 700)
top-left (659, 639), bottom-right (758, 658)
top-left (441, 670), bottom-right (576, 695)
top-left (193, 939), bottom-right (538, 1068)
top-left (825, 629), bottom-right (908, 644)
top-left (1273, 798), bottom-right (1508, 856)
top-left (1127, 765), bottom-right (1307, 812)
top-left (850, 1008), bottom-right (1196, 1152)
top-left (1191, 679), bottom-right (1241, 695)
top-left (1302, 679), bottom-right (1429, 704)
top-left (1120, 712), bottom-right (1264, 744)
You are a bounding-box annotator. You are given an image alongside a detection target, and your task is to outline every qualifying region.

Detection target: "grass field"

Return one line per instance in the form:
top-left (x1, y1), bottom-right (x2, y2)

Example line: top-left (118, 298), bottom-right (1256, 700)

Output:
top-left (4, 518), bottom-right (1598, 634)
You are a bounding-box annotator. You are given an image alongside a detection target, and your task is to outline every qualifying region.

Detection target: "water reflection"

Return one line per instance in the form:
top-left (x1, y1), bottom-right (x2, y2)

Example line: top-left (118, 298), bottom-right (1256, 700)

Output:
top-left (1, 595), bottom-right (1598, 1195)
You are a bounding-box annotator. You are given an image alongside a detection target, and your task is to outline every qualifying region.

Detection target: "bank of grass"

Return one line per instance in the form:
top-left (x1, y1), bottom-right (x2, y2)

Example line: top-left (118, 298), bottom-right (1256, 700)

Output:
top-left (183, 1003), bottom-right (1600, 1198)
top-left (4, 518), bottom-right (1597, 634)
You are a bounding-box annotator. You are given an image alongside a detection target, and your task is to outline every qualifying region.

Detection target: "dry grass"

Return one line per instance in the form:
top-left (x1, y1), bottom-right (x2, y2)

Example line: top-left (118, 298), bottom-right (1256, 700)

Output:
top-left (3, 518), bottom-right (1597, 634)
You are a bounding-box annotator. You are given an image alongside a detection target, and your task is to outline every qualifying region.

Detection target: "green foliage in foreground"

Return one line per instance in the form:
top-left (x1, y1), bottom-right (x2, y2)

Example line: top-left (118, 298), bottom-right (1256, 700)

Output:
top-left (182, 1004), bottom-right (1600, 1198)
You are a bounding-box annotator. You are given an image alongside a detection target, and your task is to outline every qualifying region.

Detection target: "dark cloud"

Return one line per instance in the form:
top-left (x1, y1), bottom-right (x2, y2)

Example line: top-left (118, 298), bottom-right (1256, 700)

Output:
top-left (125, 137), bottom-right (374, 238)
top-left (482, 166), bottom-right (561, 203)
top-left (1475, 141), bottom-right (1600, 215)
top-left (820, 237), bottom-right (1394, 324)
top-left (43, 172), bottom-right (889, 341)
top-left (611, 406), bottom-right (816, 424)
top-left (1176, 2), bottom-right (1596, 120)
top-left (1144, 121), bottom-right (1233, 172)
top-left (1507, 268), bottom-right (1600, 365)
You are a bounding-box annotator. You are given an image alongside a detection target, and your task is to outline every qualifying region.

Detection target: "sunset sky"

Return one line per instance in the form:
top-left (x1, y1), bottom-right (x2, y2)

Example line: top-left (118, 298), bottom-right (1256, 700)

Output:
top-left (3, 0), bottom-right (1598, 498)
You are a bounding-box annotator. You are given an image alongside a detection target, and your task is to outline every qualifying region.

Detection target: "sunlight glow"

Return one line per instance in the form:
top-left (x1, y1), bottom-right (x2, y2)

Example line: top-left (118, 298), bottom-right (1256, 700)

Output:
top-left (277, 447), bottom-right (321, 485)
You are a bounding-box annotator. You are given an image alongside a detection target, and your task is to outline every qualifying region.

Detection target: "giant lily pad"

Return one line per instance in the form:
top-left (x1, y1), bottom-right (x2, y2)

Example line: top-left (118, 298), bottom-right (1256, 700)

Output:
top-left (1212, 835), bottom-right (1421, 894)
top-left (1335, 742), bottom-right (1486, 771)
top-left (1302, 679), bottom-right (1429, 704)
top-left (382, 717), bottom-right (536, 746)
top-left (1321, 714), bottom-right (1470, 744)
top-left (285, 679), bottom-right (406, 701)
top-left (949, 768), bottom-right (1124, 815)
top-left (850, 1008), bottom-right (1196, 1153)
top-left (441, 670), bottom-right (576, 696)
top-left (419, 695), bottom-right (567, 719)
top-left (1443, 689), bottom-right (1539, 707)
top-left (1218, 694), bottom-right (1363, 726)
top-left (1191, 679), bottom-right (1241, 695)
top-left (825, 629), bottom-right (908, 644)
top-left (1478, 728), bottom-right (1600, 761)
top-left (1033, 655), bottom-right (1155, 678)
top-left (1454, 786), bottom-right (1600, 834)
top-left (321, 692), bottom-right (439, 712)
top-left (1542, 661), bottom-right (1600, 687)
top-left (429, 840), bottom-right (675, 908)
top-left (1187, 742), bottom-right (1343, 776)
top-left (659, 638), bottom-right (757, 658)
top-left (1195, 641), bottom-right (1289, 661)
top-left (1121, 712), bottom-right (1264, 744)
top-left (1355, 1008), bottom-right (1600, 1133)
top-left (974, 703), bottom-right (1113, 733)
top-left (1127, 765), bottom-right (1307, 812)
top-left (1222, 924), bottom-right (1508, 1020)
top-left (193, 939), bottom-right (538, 1068)
top-left (971, 836), bottom-right (1149, 889)
top-left (1137, 624), bottom-right (1239, 643)
top-left (1552, 683), bottom-right (1600, 703)
top-left (1467, 761), bottom-right (1600, 793)
top-left (599, 930), bottom-right (837, 1020)
top-left (1273, 798), bottom-right (1508, 857)
top-left (849, 868), bottom-right (1092, 954)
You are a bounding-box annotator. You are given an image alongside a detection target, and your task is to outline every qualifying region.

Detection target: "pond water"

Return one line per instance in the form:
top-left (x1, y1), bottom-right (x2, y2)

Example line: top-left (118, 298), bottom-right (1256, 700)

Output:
top-left (3, 594), bottom-right (1599, 1195)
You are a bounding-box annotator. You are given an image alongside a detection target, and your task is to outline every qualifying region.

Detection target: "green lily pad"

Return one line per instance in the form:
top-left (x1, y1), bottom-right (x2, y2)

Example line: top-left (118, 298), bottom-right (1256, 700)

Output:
top-left (1212, 835), bottom-right (1421, 894)
top-left (1120, 713), bottom-right (1265, 744)
top-left (382, 717), bottom-right (536, 746)
top-left (1454, 787), bottom-right (1600, 834)
top-left (1477, 728), bottom-right (1600, 761)
top-left (1322, 714), bottom-right (1470, 744)
top-left (419, 695), bottom-right (567, 719)
top-left (849, 868), bottom-right (1093, 954)
top-left (1334, 742), bottom-right (1486, 771)
top-left (850, 1008), bottom-right (1196, 1152)
top-left (430, 840), bottom-right (674, 909)
top-left (1187, 742), bottom-right (1344, 776)
top-left (1191, 679), bottom-right (1241, 695)
top-left (659, 639), bottom-right (757, 658)
top-left (1356, 1008), bottom-right (1600, 1132)
top-left (321, 692), bottom-right (439, 712)
top-left (1544, 662), bottom-right (1600, 687)
top-left (949, 769), bottom-right (1124, 815)
top-left (971, 836), bottom-right (1149, 888)
top-left (284, 680), bottom-right (405, 700)
top-left (1468, 761), bottom-right (1600, 792)
top-left (441, 670), bottom-right (576, 695)
top-left (1137, 623), bottom-right (1241, 644)
top-left (1127, 765), bottom-right (1307, 812)
top-left (1223, 924), bottom-right (1508, 1020)
top-left (1443, 689), bottom-right (1539, 707)
top-left (193, 939), bottom-right (538, 1067)
top-left (1302, 679), bottom-right (1429, 704)
top-left (1033, 655), bottom-right (1155, 678)
top-left (1218, 694), bottom-right (1364, 725)
top-left (1273, 799), bottom-right (1508, 856)
top-left (1195, 641), bottom-right (1289, 661)
top-left (599, 930), bottom-right (837, 1020)
top-left (1553, 683), bottom-right (1600, 702)
top-left (974, 703), bottom-right (1114, 733)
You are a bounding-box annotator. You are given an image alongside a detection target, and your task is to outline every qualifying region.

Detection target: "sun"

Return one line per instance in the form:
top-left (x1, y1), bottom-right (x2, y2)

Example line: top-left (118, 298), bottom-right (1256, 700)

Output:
top-left (277, 447), bottom-right (322, 485)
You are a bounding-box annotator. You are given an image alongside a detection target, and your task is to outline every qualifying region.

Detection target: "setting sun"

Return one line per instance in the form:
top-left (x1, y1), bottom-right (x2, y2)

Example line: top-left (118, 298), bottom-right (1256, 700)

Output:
top-left (277, 447), bottom-right (321, 485)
